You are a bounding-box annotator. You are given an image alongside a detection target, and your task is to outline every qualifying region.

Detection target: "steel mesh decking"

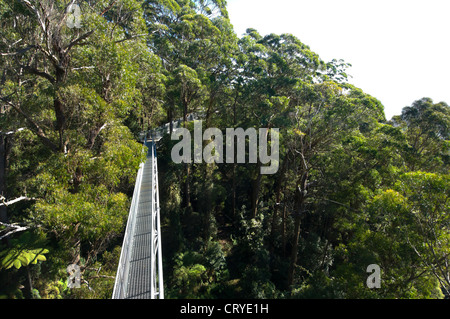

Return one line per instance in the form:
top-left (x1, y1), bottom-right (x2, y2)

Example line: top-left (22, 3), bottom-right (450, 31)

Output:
top-left (125, 157), bottom-right (153, 299)
top-left (112, 141), bottom-right (163, 299)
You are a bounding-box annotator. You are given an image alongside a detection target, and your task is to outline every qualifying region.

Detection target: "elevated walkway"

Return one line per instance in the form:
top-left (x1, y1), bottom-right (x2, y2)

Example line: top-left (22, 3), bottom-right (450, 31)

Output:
top-left (112, 139), bottom-right (164, 299)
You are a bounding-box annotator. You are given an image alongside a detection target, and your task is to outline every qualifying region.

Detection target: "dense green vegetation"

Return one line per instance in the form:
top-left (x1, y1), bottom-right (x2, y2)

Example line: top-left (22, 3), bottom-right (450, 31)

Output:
top-left (1, 0), bottom-right (449, 299)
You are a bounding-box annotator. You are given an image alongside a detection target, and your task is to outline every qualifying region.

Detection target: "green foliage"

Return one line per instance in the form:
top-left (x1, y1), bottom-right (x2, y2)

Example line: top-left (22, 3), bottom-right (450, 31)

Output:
top-left (1, 248), bottom-right (48, 270)
top-left (170, 252), bottom-right (208, 298)
top-left (0, 232), bottom-right (48, 270)
top-left (1, 0), bottom-right (449, 299)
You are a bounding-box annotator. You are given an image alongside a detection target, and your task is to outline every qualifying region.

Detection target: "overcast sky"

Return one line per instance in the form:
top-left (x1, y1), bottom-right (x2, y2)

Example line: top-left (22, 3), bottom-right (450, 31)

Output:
top-left (226, 0), bottom-right (450, 119)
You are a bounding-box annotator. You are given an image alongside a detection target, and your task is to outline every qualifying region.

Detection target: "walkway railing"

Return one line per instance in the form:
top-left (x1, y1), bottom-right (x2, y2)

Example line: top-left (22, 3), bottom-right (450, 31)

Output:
top-left (112, 138), bottom-right (164, 299)
top-left (113, 114), bottom-right (199, 299)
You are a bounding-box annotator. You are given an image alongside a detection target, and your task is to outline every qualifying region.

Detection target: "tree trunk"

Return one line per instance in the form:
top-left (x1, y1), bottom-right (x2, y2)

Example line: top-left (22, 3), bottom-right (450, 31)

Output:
top-left (54, 65), bottom-right (67, 152)
top-left (270, 159), bottom-right (288, 240)
top-left (251, 165), bottom-right (262, 218)
top-left (22, 267), bottom-right (33, 299)
top-left (287, 171), bottom-right (308, 288)
top-left (72, 222), bottom-right (82, 265)
top-left (182, 99), bottom-right (191, 209)
top-left (168, 107), bottom-right (173, 134)
top-left (232, 163), bottom-right (236, 217)
top-left (0, 135), bottom-right (10, 247)
top-left (86, 123), bottom-right (106, 149)
top-left (231, 90), bottom-right (238, 217)
top-left (282, 204), bottom-right (287, 257)
top-left (184, 163), bottom-right (191, 209)
top-left (205, 95), bottom-right (215, 128)
top-left (202, 164), bottom-right (214, 240)
top-left (288, 210), bottom-right (302, 288)
top-left (0, 135), bottom-right (7, 224)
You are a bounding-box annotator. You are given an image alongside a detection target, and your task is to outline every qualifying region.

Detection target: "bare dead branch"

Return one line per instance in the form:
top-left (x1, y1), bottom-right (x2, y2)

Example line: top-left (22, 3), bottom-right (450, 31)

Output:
top-left (64, 30), bottom-right (94, 53)
top-left (0, 128), bottom-right (25, 136)
top-left (0, 221), bottom-right (29, 240)
top-left (0, 196), bottom-right (35, 207)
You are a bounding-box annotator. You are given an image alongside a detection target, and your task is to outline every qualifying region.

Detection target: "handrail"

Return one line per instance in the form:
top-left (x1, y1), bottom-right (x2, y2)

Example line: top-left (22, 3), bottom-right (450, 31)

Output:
top-left (150, 139), bottom-right (157, 298)
top-left (112, 160), bottom-right (145, 299)
top-left (150, 134), bottom-right (164, 299)
top-left (155, 142), bottom-right (164, 298)
top-left (112, 134), bottom-right (164, 299)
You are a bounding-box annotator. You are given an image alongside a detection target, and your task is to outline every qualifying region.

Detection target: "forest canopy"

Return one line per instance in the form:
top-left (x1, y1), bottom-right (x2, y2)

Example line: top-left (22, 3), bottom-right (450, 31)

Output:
top-left (0, 0), bottom-right (449, 299)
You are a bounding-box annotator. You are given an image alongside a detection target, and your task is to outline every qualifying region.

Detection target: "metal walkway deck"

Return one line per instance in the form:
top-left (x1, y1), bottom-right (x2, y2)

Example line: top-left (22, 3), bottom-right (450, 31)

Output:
top-left (112, 140), bottom-right (164, 299)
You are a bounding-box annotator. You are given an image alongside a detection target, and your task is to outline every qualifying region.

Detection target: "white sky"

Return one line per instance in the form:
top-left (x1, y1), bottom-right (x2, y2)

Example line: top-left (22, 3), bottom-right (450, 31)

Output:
top-left (226, 0), bottom-right (450, 119)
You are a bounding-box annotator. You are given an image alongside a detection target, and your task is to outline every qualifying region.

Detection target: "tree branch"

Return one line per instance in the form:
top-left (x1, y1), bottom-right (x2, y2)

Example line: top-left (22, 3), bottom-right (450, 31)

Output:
top-left (64, 30), bottom-right (94, 53)
top-left (0, 222), bottom-right (29, 240)
top-left (0, 195), bottom-right (35, 207)
top-left (0, 45), bottom-right (36, 56)
top-left (20, 0), bottom-right (46, 33)
top-left (100, 0), bottom-right (118, 16)
top-left (0, 128), bottom-right (25, 136)
top-left (0, 97), bottom-right (58, 152)
top-left (20, 64), bottom-right (56, 84)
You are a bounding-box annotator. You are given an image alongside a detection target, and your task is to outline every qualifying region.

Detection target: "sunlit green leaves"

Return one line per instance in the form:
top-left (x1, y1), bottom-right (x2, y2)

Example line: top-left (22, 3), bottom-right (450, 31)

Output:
top-left (0, 248), bottom-right (48, 270)
top-left (0, 232), bottom-right (49, 271)
top-left (32, 184), bottom-right (129, 241)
